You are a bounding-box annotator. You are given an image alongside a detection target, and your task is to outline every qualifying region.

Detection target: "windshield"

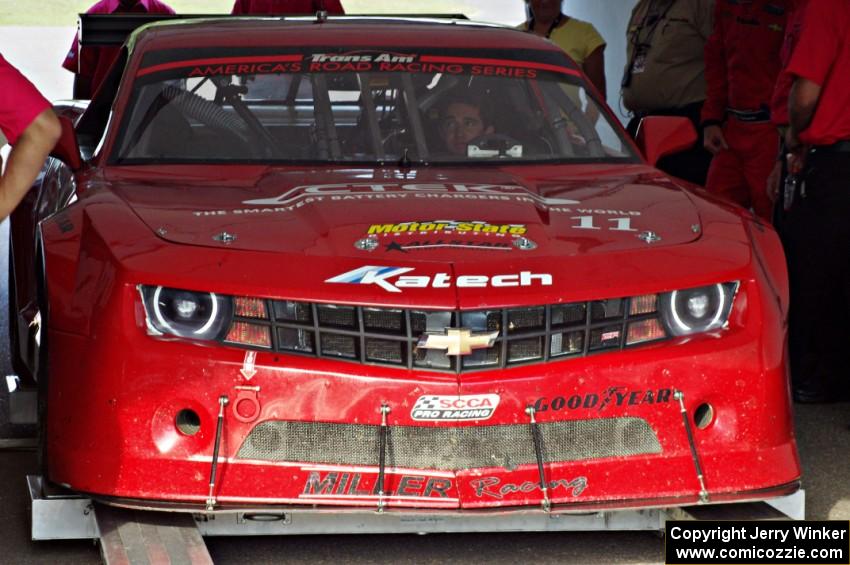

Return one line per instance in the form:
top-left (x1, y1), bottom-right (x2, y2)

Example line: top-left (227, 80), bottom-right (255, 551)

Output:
top-left (113, 49), bottom-right (637, 165)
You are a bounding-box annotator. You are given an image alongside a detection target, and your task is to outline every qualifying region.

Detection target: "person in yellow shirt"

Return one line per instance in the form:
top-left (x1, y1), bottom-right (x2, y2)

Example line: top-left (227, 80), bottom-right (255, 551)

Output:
top-left (520, 0), bottom-right (607, 97)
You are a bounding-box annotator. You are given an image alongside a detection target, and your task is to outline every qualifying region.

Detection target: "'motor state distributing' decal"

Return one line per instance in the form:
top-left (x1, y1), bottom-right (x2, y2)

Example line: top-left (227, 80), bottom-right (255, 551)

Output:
top-left (326, 266), bottom-right (553, 293)
top-left (533, 386), bottom-right (673, 414)
top-left (362, 220), bottom-right (528, 254)
top-left (368, 220), bottom-right (527, 236)
top-left (411, 394), bottom-right (500, 421)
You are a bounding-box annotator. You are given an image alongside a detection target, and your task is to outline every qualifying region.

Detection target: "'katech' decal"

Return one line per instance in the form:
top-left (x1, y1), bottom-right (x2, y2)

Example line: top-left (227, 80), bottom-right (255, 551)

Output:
top-left (533, 387), bottom-right (673, 413)
top-left (411, 394), bottom-right (500, 421)
top-left (301, 471), bottom-right (453, 499)
top-left (326, 266), bottom-right (552, 293)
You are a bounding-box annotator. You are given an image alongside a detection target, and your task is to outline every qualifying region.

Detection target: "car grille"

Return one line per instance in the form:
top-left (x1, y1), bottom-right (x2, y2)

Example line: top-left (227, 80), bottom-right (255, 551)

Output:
top-left (236, 418), bottom-right (662, 470)
top-left (224, 296), bottom-right (668, 373)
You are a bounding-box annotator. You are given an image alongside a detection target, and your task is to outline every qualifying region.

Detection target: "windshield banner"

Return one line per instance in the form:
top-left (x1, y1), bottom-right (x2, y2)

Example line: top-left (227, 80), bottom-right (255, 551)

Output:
top-left (137, 49), bottom-right (580, 80)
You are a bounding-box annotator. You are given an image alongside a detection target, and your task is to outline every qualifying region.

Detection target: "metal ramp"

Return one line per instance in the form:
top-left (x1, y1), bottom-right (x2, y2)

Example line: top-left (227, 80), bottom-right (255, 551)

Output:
top-left (28, 476), bottom-right (212, 564)
top-left (95, 504), bottom-right (213, 565)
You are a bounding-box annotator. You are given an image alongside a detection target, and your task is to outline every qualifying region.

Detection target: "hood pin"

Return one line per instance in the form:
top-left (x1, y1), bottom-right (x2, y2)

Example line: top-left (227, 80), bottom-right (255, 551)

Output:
top-left (513, 237), bottom-right (537, 251)
top-left (637, 231), bottom-right (661, 244)
top-left (213, 231), bottom-right (238, 244)
top-left (354, 236), bottom-right (379, 252)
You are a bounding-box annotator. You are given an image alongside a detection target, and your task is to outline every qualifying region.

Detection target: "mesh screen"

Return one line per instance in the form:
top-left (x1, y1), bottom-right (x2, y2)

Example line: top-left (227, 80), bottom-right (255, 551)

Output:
top-left (410, 312), bottom-right (427, 334)
top-left (507, 307), bottom-right (545, 333)
top-left (552, 303), bottom-right (586, 327)
top-left (461, 344), bottom-right (501, 369)
top-left (507, 336), bottom-right (544, 363)
top-left (273, 300), bottom-right (311, 323)
top-left (278, 327), bottom-right (314, 353)
top-left (317, 305), bottom-right (357, 329)
top-left (365, 338), bottom-right (405, 364)
top-left (591, 299), bottom-right (625, 321)
top-left (550, 330), bottom-right (584, 357)
top-left (321, 333), bottom-right (358, 358)
top-left (363, 308), bottom-right (405, 334)
top-left (413, 347), bottom-right (452, 370)
top-left (461, 310), bottom-right (501, 332)
top-left (237, 418), bottom-right (661, 470)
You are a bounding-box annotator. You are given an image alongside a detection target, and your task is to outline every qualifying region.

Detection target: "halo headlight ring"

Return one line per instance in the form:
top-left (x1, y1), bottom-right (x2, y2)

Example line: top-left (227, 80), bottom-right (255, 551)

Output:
top-left (661, 282), bottom-right (737, 337)
top-left (141, 285), bottom-right (233, 341)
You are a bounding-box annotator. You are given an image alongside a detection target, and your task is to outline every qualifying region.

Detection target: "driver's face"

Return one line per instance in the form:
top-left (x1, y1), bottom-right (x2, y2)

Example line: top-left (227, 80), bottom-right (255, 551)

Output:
top-left (440, 102), bottom-right (491, 156)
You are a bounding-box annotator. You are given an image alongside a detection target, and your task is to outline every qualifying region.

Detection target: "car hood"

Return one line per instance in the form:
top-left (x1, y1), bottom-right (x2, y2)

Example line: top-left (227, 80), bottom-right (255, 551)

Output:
top-left (110, 164), bottom-right (701, 261)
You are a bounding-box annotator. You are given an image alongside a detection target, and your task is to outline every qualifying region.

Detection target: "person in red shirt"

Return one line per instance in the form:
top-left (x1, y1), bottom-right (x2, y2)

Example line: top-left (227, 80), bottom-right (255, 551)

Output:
top-left (62, 0), bottom-right (175, 100)
top-left (231, 0), bottom-right (345, 14)
top-left (0, 55), bottom-right (62, 221)
top-left (701, 0), bottom-right (789, 220)
top-left (781, 0), bottom-right (850, 403)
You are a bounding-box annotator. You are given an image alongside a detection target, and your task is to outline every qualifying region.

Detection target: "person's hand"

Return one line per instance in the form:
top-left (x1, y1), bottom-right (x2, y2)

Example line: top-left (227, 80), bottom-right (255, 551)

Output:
top-left (785, 129), bottom-right (807, 175)
top-left (703, 125), bottom-right (728, 154)
top-left (766, 160), bottom-right (782, 202)
top-left (786, 149), bottom-right (806, 175)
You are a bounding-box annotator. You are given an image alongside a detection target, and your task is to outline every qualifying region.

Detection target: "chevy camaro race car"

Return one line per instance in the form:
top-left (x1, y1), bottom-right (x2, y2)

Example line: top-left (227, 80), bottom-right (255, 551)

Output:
top-left (13, 14), bottom-right (801, 534)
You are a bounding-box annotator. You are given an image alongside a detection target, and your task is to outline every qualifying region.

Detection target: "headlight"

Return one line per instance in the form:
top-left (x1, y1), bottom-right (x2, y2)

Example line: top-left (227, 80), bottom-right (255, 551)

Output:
top-left (140, 285), bottom-right (233, 340)
top-left (659, 283), bottom-right (737, 337)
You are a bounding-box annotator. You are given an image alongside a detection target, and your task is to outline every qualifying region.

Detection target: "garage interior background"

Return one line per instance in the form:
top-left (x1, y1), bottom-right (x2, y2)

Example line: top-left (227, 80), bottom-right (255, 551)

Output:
top-left (0, 0), bottom-right (638, 123)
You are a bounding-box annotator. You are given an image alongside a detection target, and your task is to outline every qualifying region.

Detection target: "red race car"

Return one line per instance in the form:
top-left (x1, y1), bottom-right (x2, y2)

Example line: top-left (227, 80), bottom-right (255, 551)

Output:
top-left (14, 14), bottom-right (801, 534)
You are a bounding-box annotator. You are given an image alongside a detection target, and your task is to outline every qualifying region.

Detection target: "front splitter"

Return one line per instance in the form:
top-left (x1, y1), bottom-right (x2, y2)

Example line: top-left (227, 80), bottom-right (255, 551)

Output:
top-left (29, 475), bottom-right (804, 539)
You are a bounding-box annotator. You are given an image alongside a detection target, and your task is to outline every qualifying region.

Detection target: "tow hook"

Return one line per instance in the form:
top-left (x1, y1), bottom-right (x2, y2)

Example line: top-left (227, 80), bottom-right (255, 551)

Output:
top-left (232, 386), bottom-right (261, 423)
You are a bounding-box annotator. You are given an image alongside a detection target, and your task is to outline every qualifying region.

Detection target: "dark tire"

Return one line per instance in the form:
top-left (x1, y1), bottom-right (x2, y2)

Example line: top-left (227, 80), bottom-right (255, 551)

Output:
top-left (34, 240), bottom-right (50, 481)
top-left (7, 232), bottom-right (32, 383)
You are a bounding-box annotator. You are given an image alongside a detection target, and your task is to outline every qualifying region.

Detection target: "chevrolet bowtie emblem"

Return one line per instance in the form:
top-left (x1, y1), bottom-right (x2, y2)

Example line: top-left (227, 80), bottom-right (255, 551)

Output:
top-left (417, 328), bottom-right (499, 356)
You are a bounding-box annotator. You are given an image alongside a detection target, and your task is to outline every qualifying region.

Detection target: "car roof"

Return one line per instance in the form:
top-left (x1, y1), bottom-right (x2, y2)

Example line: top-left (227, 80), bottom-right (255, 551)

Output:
top-left (129, 17), bottom-right (566, 55)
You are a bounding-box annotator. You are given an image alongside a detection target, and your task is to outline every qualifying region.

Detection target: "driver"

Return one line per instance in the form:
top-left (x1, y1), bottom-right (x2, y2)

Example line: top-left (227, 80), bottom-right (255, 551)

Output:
top-left (437, 94), bottom-right (495, 156)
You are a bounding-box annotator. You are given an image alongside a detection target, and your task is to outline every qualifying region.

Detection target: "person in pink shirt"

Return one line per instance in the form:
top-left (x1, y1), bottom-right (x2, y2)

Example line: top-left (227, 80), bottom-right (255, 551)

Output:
top-left (62, 0), bottom-right (175, 99)
top-left (0, 54), bottom-right (61, 220)
top-left (231, 0), bottom-right (345, 15)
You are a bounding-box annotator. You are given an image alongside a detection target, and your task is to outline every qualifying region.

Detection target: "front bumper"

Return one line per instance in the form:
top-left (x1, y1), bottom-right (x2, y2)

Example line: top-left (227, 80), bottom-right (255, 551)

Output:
top-left (45, 289), bottom-right (800, 512)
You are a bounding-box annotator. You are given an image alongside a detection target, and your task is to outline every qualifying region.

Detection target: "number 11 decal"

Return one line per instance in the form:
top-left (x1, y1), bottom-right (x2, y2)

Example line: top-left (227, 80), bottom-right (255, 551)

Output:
top-left (570, 216), bottom-right (637, 232)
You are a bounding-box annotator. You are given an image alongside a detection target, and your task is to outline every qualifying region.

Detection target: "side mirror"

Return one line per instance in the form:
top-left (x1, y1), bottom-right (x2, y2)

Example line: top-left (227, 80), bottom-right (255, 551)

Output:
top-left (50, 116), bottom-right (83, 172)
top-left (636, 116), bottom-right (698, 167)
